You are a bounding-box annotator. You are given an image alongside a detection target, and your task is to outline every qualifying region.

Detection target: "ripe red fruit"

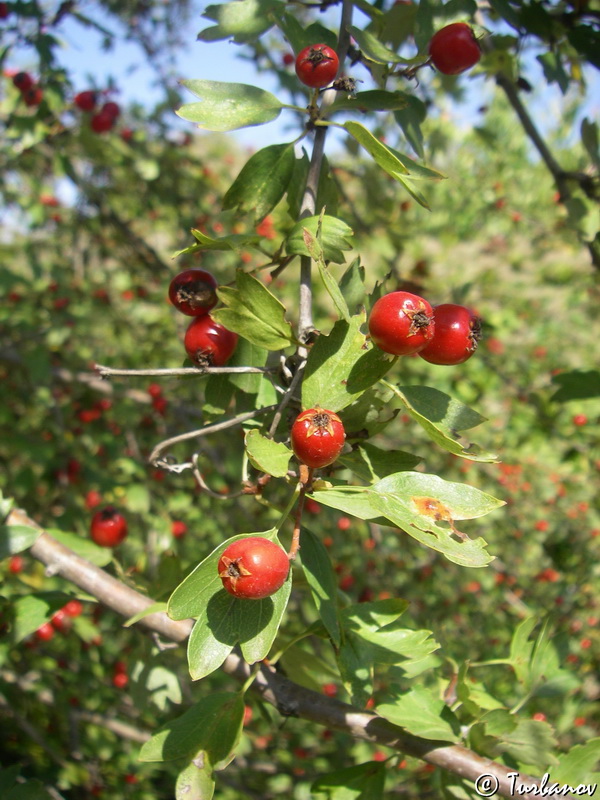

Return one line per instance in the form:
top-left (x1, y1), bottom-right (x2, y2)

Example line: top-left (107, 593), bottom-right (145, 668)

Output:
top-left (217, 537), bottom-right (289, 599)
top-left (23, 86), bottom-right (43, 106)
top-left (573, 414), bottom-right (588, 427)
top-left (184, 315), bottom-right (238, 366)
top-left (418, 304), bottom-right (482, 365)
top-left (36, 622), bottom-right (55, 642)
top-left (368, 291), bottom-right (434, 356)
top-left (63, 599), bottom-right (83, 617)
top-left (282, 52), bottom-right (294, 66)
top-left (51, 609), bottom-right (71, 632)
top-left (90, 112), bottom-right (114, 133)
top-left (8, 555), bottom-right (24, 574)
top-left (101, 100), bottom-right (120, 119)
top-left (295, 43), bottom-right (339, 88)
top-left (112, 672), bottom-right (129, 689)
top-left (291, 408), bottom-right (346, 469)
top-left (171, 520), bottom-right (187, 538)
top-left (13, 71), bottom-right (33, 92)
top-left (168, 268), bottom-right (218, 316)
top-left (0, 3), bottom-right (10, 19)
top-left (428, 23), bottom-right (481, 75)
top-left (147, 382), bottom-right (163, 398)
top-left (90, 506), bottom-right (128, 547)
top-left (74, 90), bottom-right (97, 112)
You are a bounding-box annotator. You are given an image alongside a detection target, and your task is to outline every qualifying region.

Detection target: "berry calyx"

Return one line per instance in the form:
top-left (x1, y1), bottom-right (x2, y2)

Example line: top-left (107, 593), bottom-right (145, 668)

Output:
top-left (428, 23), bottom-right (481, 75)
top-left (184, 315), bottom-right (238, 366)
top-left (74, 90), bottom-right (97, 112)
top-left (295, 43), bottom-right (339, 89)
top-left (13, 71), bottom-right (33, 92)
top-left (168, 268), bottom-right (218, 316)
top-left (290, 408), bottom-right (346, 469)
top-left (368, 291), bottom-right (435, 356)
top-left (90, 506), bottom-right (128, 547)
top-left (418, 304), bottom-right (482, 365)
top-left (217, 537), bottom-right (289, 599)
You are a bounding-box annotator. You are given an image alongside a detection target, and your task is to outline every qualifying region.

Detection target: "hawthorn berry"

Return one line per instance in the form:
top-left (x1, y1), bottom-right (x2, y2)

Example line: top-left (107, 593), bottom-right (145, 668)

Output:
top-left (23, 86), bottom-right (43, 106)
top-left (171, 520), bottom-right (187, 538)
top-left (101, 100), bottom-right (120, 119)
top-left (90, 112), bottom-right (114, 134)
top-left (63, 599), bottom-right (83, 617)
top-left (217, 537), bottom-right (289, 599)
top-left (74, 90), bottom-right (97, 112)
top-left (573, 414), bottom-right (588, 427)
top-left (295, 44), bottom-right (339, 89)
top-left (112, 672), bottom-right (129, 689)
top-left (184, 315), bottom-right (238, 366)
top-left (147, 382), bottom-right (163, 399)
top-left (90, 506), bottom-right (128, 547)
top-left (8, 555), bottom-right (24, 574)
top-left (368, 291), bottom-right (434, 356)
top-left (13, 71), bottom-right (33, 92)
top-left (0, 3), bottom-right (9, 19)
top-left (36, 622), bottom-right (55, 642)
top-left (168, 268), bottom-right (218, 316)
top-left (428, 23), bottom-right (481, 75)
top-left (290, 408), bottom-right (345, 469)
top-left (418, 303), bottom-right (482, 365)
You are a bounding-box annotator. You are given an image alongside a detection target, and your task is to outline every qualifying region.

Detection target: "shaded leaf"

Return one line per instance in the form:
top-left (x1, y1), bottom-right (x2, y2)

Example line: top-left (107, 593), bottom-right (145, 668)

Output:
top-left (245, 429), bottom-right (292, 477)
top-left (177, 81), bottom-right (283, 132)
top-left (300, 526), bottom-right (341, 646)
top-left (286, 215), bottom-right (354, 264)
top-left (223, 143), bottom-right (296, 223)
top-left (199, 0), bottom-right (282, 43)
top-left (0, 524), bottom-right (41, 559)
top-left (338, 442), bottom-right (422, 483)
top-left (312, 761), bottom-right (386, 799)
top-left (550, 369), bottom-right (600, 402)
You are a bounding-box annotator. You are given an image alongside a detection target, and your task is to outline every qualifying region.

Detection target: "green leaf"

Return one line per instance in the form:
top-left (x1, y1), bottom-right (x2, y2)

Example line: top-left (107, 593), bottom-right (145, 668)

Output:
top-left (376, 686), bottom-right (460, 742)
top-left (348, 25), bottom-right (409, 65)
top-left (312, 761), bottom-right (386, 800)
top-left (286, 215), bottom-right (354, 264)
top-left (581, 118), bottom-right (600, 170)
top-left (339, 259), bottom-right (366, 314)
top-left (272, 12), bottom-right (337, 54)
top-left (496, 719), bottom-right (559, 771)
top-left (312, 472), bottom-right (500, 567)
top-left (175, 761), bottom-right (215, 800)
top-left (393, 94), bottom-right (427, 158)
top-left (550, 369), bottom-right (600, 402)
top-left (388, 385), bottom-right (498, 462)
top-left (125, 483), bottom-right (151, 514)
top-left (302, 225), bottom-right (351, 322)
top-left (139, 692), bottom-right (244, 764)
top-left (199, 0), bottom-right (282, 43)
top-left (338, 442), bottom-right (422, 483)
top-left (245, 429), bottom-right (292, 478)
top-left (6, 781), bottom-right (56, 800)
top-left (508, 616), bottom-right (538, 686)
top-left (0, 524), bottom-right (41, 559)
top-left (302, 315), bottom-right (395, 413)
top-left (338, 633), bottom-right (373, 708)
top-left (300, 527), bottom-right (341, 646)
top-left (177, 81), bottom-right (283, 132)
top-left (167, 531), bottom-right (291, 680)
top-left (331, 90), bottom-right (409, 113)
top-left (212, 270), bottom-right (295, 350)
top-left (223, 143), bottom-right (296, 223)
top-left (12, 592), bottom-right (67, 643)
top-left (554, 739), bottom-right (600, 786)
top-left (123, 602), bottom-right (168, 628)
top-left (173, 229), bottom-right (260, 259)
top-left (48, 530), bottom-right (113, 567)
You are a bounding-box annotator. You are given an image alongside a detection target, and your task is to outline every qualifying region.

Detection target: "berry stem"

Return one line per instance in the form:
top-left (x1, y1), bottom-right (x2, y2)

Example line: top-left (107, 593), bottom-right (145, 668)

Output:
top-left (287, 468), bottom-right (313, 561)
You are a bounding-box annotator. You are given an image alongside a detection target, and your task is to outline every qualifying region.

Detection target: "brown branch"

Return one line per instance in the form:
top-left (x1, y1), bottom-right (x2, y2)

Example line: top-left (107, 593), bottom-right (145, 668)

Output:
top-left (10, 506), bottom-right (558, 799)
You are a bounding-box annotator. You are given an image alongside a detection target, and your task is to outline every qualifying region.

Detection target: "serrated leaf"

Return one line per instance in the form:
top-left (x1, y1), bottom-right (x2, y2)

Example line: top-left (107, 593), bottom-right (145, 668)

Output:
top-left (338, 634), bottom-right (373, 708)
top-left (311, 761), bottom-right (386, 800)
top-left (302, 315), bottom-right (395, 413)
top-left (300, 527), bottom-right (341, 646)
top-left (245, 429), bottom-right (292, 477)
top-left (554, 739), bottom-right (600, 786)
top-left (139, 692), bottom-right (244, 764)
top-left (338, 442), bottom-right (421, 483)
top-left (497, 719), bottom-right (559, 771)
top-left (212, 270), bottom-right (295, 350)
top-left (272, 12), bottom-right (337, 54)
top-left (388, 385), bottom-right (498, 462)
top-left (12, 593), bottom-right (68, 643)
top-left (173, 230), bottom-right (260, 259)
top-left (332, 90), bottom-right (409, 113)
top-left (303, 226), bottom-right (351, 322)
top-left (312, 472), bottom-right (501, 567)
top-left (286, 215), bottom-right (354, 264)
top-left (177, 81), bottom-right (283, 132)
top-left (377, 686), bottom-right (460, 742)
top-left (199, 0), bottom-right (281, 43)
top-left (0, 524), bottom-right (41, 559)
top-left (348, 25), bottom-right (409, 64)
top-left (223, 143), bottom-right (295, 222)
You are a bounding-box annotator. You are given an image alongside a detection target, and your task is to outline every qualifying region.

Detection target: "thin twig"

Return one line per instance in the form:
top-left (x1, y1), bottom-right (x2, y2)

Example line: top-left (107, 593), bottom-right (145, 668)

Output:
top-left (267, 358), bottom-right (306, 438)
top-left (95, 364), bottom-right (274, 378)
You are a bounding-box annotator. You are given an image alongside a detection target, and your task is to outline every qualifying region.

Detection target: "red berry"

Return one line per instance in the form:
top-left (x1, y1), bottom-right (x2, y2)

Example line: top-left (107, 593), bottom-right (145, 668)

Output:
top-left (112, 672), bottom-right (129, 689)
top-left (322, 682), bottom-right (338, 697)
top-left (418, 304), bottom-right (482, 365)
top-left (63, 599), bottom-right (83, 617)
top-left (36, 622), bottom-right (55, 642)
top-left (217, 537), bottom-right (289, 599)
top-left (0, 3), bottom-right (10, 20)
top-left (171, 520), bottom-right (187, 538)
top-left (291, 408), bottom-right (346, 469)
top-left (90, 112), bottom-right (114, 133)
top-left (295, 44), bottom-right (339, 89)
top-left (147, 383), bottom-right (163, 398)
top-left (124, 774), bottom-right (138, 785)
top-left (90, 506), bottom-right (128, 547)
top-left (168, 268), bottom-right (218, 316)
top-left (23, 86), bottom-right (43, 106)
top-left (74, 90), bottom-right (97, 112)
top-left (101, 100), bottom-right (120, 119)
top-left (573, 414), bottom-right (588, 427)
top-left (184, 315), bottom-right (238, 366)
top-left (8, 555), bottom-right (23, 574)
top-left (13, 71), bottom-right (33, 92)
top-left (113, 660), bottom-right (127, 674)
top-left (51, 609), bottom-right (71, 632)
top-left (428, 23), bottom-right (481, 75)
top-left (120, 127), bottom-right (133, 142)
top-left (337, 516), bottom-right (351, 531)
top-left (368, 291), bottom-right (434, 356)
top-left (282, 52), bottom-right (294, 66)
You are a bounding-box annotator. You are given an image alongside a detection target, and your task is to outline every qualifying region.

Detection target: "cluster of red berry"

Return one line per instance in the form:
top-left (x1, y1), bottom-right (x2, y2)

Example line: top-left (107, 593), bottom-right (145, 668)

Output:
top-left (168, 268), bottom-right (238, 366)
top-left (368, 291), bottom-right (482, 365)
top-left (12, 71), bottom-right (43, 107)
top-left (74, 90), bottom-right (121, 134)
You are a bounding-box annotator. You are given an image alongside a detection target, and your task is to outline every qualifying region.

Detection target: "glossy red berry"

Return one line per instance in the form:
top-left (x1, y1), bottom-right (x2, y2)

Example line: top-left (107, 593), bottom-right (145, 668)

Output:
top-left (291, 408), bottom-right (346, 469)
top-left (74, 90), bottom-right (97, 112)
top-left (23, 86), bottom-right (43, 106)
top-left (368, 291), bottom-right (434, 356)
top-left (36, 622), bottom-right (55, 642)
top-left (101, 100), bottom-right (120, 119)
top-left (13, 71), bottom-right (33, 92)
top-left (295, 44), bottom-right (339, 89)
top-left (418, 304), bottom-right (482, 365)
top-left (428, 23), bottom-right (481, 75)
top-left (184, 315), bottom-right (238, 366)
top-left (90, 112), bottom-right (114, 133)
top-left (8, 555), bottom-right (24, 574)
top-left (112, 672), bottom-right (129, 689)
top-left (171, 520), bottom-right (187, 538)
top-left (218, 537), bottom-right (289, 599)
top-left (90, 506), bottom-right (128, 547)
top-left (63, 599), bottom-right (83, 618)
top-left (168, 268), bottom-right (218, 316)
top-left (573, 414), bottom-right (588, 427)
